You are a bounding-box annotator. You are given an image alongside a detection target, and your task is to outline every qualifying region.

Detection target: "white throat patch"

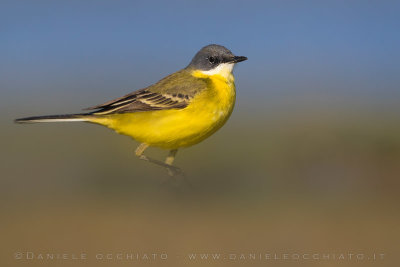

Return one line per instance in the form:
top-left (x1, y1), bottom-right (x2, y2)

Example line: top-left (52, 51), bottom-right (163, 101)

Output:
top-left (199, 63), bottom-right (234, 79)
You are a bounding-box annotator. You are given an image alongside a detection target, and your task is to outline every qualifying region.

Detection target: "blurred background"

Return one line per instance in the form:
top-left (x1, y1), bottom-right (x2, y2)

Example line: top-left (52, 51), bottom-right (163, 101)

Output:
top-left (1, 1), bottom-right (399, 266)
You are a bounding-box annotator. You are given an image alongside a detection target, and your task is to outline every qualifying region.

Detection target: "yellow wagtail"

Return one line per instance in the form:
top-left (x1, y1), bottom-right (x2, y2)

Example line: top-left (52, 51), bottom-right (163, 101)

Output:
top-left (15, 44), bottom-right (247, 174)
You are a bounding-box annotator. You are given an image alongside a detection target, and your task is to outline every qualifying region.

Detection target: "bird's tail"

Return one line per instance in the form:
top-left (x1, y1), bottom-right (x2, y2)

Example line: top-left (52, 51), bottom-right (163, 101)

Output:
top-left (15, 113), bottom-right (92, 124)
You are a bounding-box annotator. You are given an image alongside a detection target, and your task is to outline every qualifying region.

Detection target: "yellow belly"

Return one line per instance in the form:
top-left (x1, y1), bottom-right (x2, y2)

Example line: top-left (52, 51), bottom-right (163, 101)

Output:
top-left (89, 73), bottom-right (236, 149)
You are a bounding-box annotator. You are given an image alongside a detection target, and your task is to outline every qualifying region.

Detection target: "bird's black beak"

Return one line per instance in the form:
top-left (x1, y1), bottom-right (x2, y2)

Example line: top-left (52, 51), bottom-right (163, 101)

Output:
top-left (231, 56), bottom-right (247, 63)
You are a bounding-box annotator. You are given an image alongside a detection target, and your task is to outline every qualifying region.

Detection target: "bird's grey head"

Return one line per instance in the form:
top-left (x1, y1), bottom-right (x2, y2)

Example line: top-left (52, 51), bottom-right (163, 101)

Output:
top-left (187, 44), bottom-right (247, 71)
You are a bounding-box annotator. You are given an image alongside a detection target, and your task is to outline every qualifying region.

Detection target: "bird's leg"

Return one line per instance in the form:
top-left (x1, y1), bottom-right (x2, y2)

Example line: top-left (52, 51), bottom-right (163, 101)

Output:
top-left (164, 149), bottom-right (193, 188)
top-left (165, 149), bottom-right (179, 176)
top-left (135, 143), bottom-right (149, 157)
top-left (135, 143), bottom-right (182, 176)
top-left (165, 149), bottom-right (178, 165)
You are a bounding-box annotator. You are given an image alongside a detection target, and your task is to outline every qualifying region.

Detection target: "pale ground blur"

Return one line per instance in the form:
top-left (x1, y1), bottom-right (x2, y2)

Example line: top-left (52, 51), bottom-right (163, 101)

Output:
top-left (1, 103), bottom-right (399, 266)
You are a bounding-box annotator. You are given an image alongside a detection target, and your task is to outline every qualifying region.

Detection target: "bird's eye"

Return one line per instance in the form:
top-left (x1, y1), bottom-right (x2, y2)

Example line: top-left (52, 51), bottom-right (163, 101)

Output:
top-left (208, 56), bottom-right (217, 64)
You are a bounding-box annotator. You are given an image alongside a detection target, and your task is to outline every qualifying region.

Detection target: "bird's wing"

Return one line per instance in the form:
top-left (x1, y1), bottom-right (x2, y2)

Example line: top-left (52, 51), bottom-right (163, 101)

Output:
top-left (85, 70), bottom-right (207, 115)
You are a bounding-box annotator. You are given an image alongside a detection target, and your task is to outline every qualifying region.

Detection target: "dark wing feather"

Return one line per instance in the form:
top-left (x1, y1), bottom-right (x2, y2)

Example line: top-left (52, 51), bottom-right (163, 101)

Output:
top-left (86, 88), bottom-right (189, 115)
top-left (85, 70), bottom-right (207, 115)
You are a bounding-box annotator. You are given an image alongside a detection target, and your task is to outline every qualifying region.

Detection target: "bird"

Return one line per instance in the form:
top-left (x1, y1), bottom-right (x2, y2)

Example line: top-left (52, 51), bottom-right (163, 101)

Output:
top-left (15, 44), bottom-right (247, 175)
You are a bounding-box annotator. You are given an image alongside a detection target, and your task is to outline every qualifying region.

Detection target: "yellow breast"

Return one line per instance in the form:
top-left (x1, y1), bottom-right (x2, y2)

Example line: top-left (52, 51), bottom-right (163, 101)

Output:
top-left (91, 69), bottom-right (236, 149)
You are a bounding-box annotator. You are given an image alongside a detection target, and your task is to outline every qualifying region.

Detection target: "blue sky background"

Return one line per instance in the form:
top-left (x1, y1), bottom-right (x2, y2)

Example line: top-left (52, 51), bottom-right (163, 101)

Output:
top-left (1, 0), bottom-right (399, 118)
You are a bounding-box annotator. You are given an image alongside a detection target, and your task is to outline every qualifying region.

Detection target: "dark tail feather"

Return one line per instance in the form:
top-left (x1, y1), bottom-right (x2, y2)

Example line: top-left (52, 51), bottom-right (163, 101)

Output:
top-left (15, 113), bottom-right (90, 124)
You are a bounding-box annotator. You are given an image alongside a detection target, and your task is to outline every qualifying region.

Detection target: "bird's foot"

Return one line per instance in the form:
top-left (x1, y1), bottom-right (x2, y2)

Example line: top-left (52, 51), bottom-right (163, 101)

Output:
top-left (139, 154), bottom-right (184, 178)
